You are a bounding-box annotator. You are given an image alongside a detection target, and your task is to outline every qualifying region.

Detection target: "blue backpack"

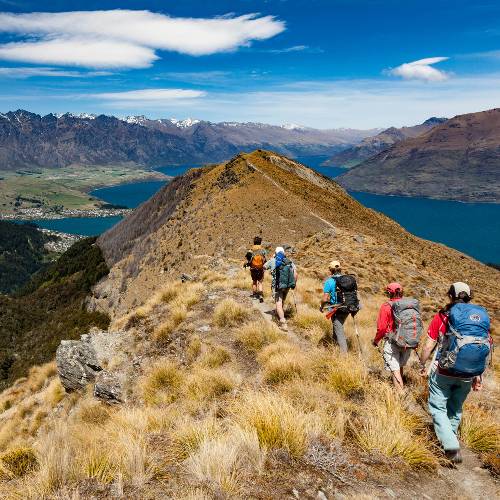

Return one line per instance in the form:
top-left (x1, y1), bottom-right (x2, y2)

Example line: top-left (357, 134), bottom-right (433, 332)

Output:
top-left (438, 303), bottom-right (491, 377)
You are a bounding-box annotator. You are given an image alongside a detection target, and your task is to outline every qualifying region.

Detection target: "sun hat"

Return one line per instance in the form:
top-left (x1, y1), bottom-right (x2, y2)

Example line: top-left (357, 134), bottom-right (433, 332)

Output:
top-left (329, 260), bottom-right (341, 270)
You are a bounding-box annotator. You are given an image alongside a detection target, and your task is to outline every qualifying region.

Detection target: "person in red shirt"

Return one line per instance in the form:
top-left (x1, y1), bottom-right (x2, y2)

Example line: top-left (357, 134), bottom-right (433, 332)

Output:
top-left (372, 282), bottom-right (410, 390)
top-left (419, 282), bottom-right (490, 464)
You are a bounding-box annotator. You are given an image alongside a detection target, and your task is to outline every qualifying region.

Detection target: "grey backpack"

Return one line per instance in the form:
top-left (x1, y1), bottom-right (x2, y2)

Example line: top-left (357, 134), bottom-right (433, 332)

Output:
top-left (389, 298), bottom-right (423, 348)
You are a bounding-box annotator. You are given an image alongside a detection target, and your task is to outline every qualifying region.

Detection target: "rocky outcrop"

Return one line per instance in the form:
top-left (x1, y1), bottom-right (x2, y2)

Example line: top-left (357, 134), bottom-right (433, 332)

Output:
top-left (56, 335), bottom-right (101, 392)
top-left (56, 330), bottom-right (125, 402)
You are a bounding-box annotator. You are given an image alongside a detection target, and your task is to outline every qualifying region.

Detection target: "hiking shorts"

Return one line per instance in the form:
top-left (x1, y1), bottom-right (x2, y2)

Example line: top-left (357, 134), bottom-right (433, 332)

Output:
top-left (273, 288), bottom-right (289, 303)
top-left (250, 268), bottom-right (264, 282)
top-left (383, 340), bottom-right (412, 372)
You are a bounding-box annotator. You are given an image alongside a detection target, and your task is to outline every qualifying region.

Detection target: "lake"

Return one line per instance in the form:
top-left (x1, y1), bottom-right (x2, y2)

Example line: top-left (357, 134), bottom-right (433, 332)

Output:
top-left (27, 158), bottom-right (500, 265)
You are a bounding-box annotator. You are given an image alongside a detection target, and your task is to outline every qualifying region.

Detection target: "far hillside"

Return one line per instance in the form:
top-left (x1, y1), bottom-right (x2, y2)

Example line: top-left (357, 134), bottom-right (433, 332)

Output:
top-left (336, 108), bottom-right (500, 202)
top-left (323, 117), bottom-right (447, 168)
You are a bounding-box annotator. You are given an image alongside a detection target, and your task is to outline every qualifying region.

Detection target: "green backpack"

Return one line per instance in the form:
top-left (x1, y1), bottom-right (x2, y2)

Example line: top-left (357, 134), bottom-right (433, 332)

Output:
top-left (276, 258), bottom-right (296, 290)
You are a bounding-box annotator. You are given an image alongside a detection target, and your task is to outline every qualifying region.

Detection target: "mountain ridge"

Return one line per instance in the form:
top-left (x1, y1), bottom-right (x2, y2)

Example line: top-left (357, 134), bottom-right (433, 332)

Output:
top-left (0, 109), bottom-right (378, 170)
top-left (323, 117), bottom-right (447, 168)
top-left (336, 108), bottom-right (500, 202)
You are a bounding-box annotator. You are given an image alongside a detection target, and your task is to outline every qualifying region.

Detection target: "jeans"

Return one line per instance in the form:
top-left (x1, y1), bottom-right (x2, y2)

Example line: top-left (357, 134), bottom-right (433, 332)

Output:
top-left (332, 310), bottom-right (349, 353)
top-left (428, 371), bottom-right (472, 451)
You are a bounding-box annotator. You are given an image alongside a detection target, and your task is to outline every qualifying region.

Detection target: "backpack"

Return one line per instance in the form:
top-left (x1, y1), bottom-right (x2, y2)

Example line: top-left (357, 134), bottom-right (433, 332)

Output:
top-left (335, 275), bottom-right (359, 313)
top-left (250, 250), bottom-right (265, 270)
top-left (438, 303), bottom-right (491, 377)
top-left (388, 298), bottom-right (423, 348)
top-left (275, 257), bottom-right (296, 290)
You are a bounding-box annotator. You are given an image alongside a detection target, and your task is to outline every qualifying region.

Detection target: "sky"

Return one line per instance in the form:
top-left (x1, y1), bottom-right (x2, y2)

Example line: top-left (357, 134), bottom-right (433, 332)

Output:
top-left (0, 0), bottom-right (499, 128)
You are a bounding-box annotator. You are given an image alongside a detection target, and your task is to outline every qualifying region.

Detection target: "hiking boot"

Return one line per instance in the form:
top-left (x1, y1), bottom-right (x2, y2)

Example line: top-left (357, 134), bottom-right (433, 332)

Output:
top-left (250, 293), bottom-right (257, 299)
top-left (259, 295), bottom-right (264, 303)
top-left (445, 449), bottom-right (463, 464)
top-left (279, 320), bottom-right (288, 332)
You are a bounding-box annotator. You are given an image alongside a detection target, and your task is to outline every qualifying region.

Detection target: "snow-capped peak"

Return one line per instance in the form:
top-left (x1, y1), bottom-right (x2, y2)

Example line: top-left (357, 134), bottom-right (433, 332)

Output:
top-left (55, 112), bottom-right (97, 120)
top-left (281, 123), bottom-right (306, 131)
top-left (169, 117), bottom-right (200, 128)
top-left (123, 115), bottom-right (148, 125)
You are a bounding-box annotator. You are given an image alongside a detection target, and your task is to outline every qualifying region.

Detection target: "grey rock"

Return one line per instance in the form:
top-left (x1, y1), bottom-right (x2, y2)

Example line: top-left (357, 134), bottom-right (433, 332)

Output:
top-left (197, 325), bottom-right (211, 333)
top-left (292, 489), bottom-right (300, 499)
top-left (353, 235), bottom-right (365, 244)
top-left (56, 338), bottom-right (102, 392)
top-left (180, 273), bottom-right (194, 282)
top-left (283, 244), bottom-right (295, 254)
top-left (317, 491), bottom-right (328, 500)
top-left (94, 371), bottom-right (123, 403)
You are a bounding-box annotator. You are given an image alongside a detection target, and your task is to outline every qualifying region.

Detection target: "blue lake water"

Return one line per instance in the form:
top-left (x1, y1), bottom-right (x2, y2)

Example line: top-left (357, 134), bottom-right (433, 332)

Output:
top-left (26, 216), bottom-right (123, 236)
top-left (24, 159), bottom-right (499, 265)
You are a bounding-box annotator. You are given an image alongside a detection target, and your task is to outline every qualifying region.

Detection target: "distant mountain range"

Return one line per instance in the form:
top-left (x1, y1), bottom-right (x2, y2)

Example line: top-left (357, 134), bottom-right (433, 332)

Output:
top-left (0, 110), bottom-right (378, 170)
top-left (323, 117), bottom-right (447, 167)
top-left (336, 108), bottom-right (500, 202)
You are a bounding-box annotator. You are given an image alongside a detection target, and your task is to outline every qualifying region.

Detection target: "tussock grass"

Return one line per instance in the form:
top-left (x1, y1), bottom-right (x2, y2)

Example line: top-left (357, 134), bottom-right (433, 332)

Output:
top-left (353, 385), bottom-right (437, 468)
top-left (187, 335), bottom-right (202, 362)
top-left (258, 342), bottom-right (313, 384)
top-left (460, 404), bottom-right (500, 453)
top-left (295, 277), bottom-right (324, 309)
top-left (160, 281), bottom-right (183, 303)
top-left (153, 305), bottom-right (187, 344)
top-left (213, 298), bottom-right (249, 327)
top-left (187, 368), bottom-right (239, 401)
top-left (231, 390), bottom-right (316, 458)
top-left (200, 345), bottom-right (231, 368)
top-left (168, 416), bottom-right (220, 462)
top-left (142, 359), bottom-right (183, 405)
top-left (186, 426), bottom-right (266, 494)
top-left (43, 378), bottom-right (65, 407)
top-left (27, 363), bottom-right (57, 392)
top-left (293, 306), bottom-right (331, 336)
top-left (0, 446), bottom-right (38, 478)
top-left (74, 399), bottom-right (111, 425)
top-left (324, 351), bottom-right (368, 397)
top-left (237, 320), bottom-right (283, 353)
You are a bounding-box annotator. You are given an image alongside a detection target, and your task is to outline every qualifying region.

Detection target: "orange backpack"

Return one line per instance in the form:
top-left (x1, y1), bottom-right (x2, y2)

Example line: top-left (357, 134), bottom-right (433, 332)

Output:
top-left (250, 252), bottom-right (265, 270)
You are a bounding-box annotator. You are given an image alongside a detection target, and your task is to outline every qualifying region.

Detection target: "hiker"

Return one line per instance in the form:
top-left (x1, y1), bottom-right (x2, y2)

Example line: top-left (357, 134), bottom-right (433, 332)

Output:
top-left (264, 246), bottom-right (297, 331)
top-left (319, 261), bottom-right (359, 353)
top-left (243, 236), bottom-right (267, 303)
top-left (372, 283), bottom-right (423, 390)
top-left (419, 282), bottom-right (491, 464)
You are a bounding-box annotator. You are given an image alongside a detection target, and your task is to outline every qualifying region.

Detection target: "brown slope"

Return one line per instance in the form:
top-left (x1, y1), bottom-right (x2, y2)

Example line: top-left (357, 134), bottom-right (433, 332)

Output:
top-left (95, 150), bottom-right (499, 323)
top-left (336, 108), bottom-right (500, 202)
top-left (323, 117), bottom-right (446, 168)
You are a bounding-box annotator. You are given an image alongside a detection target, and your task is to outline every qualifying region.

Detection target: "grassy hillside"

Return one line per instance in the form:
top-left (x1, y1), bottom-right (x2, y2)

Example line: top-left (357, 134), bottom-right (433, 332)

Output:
top-left (0, 238), bottom-right (110, 389)
top-left (0, 151), bottom-right (497, 497)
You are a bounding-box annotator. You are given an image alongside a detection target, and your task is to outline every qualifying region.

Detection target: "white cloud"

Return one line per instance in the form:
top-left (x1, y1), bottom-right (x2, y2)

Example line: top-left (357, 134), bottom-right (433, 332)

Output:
top-left (0, 66), bottom-right (109, 78)
top-left (0, 10), bottom-right (285, 68)
top-left (389, 57), bottom-right (450, 82)
top-left (93, 88), bottom-right (206, 101)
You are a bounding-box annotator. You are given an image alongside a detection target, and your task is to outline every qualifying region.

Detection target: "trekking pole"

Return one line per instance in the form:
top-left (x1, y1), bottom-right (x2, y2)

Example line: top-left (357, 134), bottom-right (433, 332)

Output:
top-left (351, 314), bottom-right (365, 360)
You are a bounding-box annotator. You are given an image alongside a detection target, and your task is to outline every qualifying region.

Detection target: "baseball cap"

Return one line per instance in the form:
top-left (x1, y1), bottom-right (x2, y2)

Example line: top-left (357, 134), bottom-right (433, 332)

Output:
top-left (329, 260), bottom-right (341, 269)
top-left (450, 282), bottom-right (471, 297)
top-left (386, 282), bottom-right (403, 294)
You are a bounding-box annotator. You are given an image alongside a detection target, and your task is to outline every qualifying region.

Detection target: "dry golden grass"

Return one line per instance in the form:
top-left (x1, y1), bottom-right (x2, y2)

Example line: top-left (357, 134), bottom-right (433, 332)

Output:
top-left (160, 281), bottom-right (183, 303)
top-left (231, 390), bottom-right (316, 458)
top-left (26, 363), bottom-right (57, 392)
top-left (460, 404), bottom-right (500, 453)
top-left (187, 335), bottom-right (202, 362)
top-left (43, 378), bottom-right (65, 407)
top-left (74, 399), bottom-right (111, 425)
top-left (186, 426), bottom-right (266, 494)
top-left (141, 359), bottom-right (184, 405)
top-left (324, 351), bottom-right (368, 398)
top-left (0, 447), bottom-right (38, 478)
top-left (258, 342), bottom-right (313, 384)
top-left (237, 321), bottom-right (283, 353)
top-left (187, 368), bottom-right (239, 401)
top-left (213, 298), bottom-right (249, 327)
top-left (293, 305), bottom-right (331, 337)
top-left (353, 385), bottom-right (437, 468)
top-left (153, 305), bottom-right (187, 344)
top-left (199, 345), bottom-right (231, 368)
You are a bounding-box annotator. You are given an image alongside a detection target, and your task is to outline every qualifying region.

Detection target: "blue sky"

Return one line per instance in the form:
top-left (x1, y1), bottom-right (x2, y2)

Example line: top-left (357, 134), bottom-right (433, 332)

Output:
top-left (0, 0), bottom-right (499, 128)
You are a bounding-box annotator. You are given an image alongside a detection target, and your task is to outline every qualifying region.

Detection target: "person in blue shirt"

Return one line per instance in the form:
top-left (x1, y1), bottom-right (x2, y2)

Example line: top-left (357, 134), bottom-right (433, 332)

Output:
top-left (320, 260), bottom-right (349, 352)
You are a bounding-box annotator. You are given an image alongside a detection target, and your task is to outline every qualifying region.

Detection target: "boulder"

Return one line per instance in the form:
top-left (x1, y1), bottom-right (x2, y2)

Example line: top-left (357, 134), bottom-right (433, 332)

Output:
top-left (94, 371), bottom-right (123, 403)
top-left (56, 336), bottom-right (102, 392)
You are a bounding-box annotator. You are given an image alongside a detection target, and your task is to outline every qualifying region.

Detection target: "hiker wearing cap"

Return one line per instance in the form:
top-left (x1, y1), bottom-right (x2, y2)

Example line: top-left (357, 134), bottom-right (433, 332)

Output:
top-left (419, 282), bottom-right (492, 464)
top-left (320, 261), bottom-right (354, 353)
top-left (372, 283), bottom-right (422, 390)
top-left (244, 236), bottom-right (267, 303)
top-left (264, 247), bottom-right (297, 331)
